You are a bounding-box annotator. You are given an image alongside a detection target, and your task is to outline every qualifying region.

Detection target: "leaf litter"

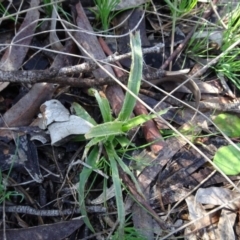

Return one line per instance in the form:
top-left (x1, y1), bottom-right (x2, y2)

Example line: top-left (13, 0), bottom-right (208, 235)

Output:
top-left (0, 0), bottom-right (240, 239)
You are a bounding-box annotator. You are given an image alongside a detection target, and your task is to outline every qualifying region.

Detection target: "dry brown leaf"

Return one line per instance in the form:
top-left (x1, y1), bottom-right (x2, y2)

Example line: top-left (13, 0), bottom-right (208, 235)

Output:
top-left (0, 0), bottom-right (40, 91)
top-left (185, 195), bottom-right (220, 239)
top-left (195, 187), bottom-right (240, 210)
top-left (0, 83), bottom-right (56, 128)
top-left (0, 40), bottom-right (75, 131)
top-left (218, 209), bottom-right (236, 240)
top-left (0, 219), bottom-right (83, 240)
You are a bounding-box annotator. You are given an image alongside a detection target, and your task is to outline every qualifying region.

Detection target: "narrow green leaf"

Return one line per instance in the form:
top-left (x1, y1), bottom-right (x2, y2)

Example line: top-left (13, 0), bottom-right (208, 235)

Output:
top-left (115, 152), bottom-right (144, 198)
top-left (105, 143), bottom-right (125, 237)
top-left (115, 136), bottom-right (134, 148)
top-left (72, 135), bottom-right (86, 142)
top-left (213, 143), bottom-right (240, 175)
top-left (83, 136), bottom-right (106, 158)
top-left (85, 121), bottom-right (124, 139)
top-left (118, 31), bottom-right (143, 121)
top-left (164, 0), bottom-right (197, 15)
top-left (79, 145), bottom-right (99, 232)
top-left (91, 89), bottom-right (112, 122)
top-left (122, 114), bottom-right (151, 132)
top-left (72, 102), bottom-right (97, 125)
top-left (122, 108), bottom-right (169, 132)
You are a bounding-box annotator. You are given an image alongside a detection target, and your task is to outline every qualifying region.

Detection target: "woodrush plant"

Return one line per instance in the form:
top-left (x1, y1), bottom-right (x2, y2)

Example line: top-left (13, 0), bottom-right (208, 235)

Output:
top-left (215, 3), bottom-right (240, 89)
top-left (186, 22), bottom-right (217, 58)
top-left (43, 0), bottom-right (53, 17)
top-left (0, 171), bottom-right (24, 204)
top-left (0, 2), bottom-right (15, 22)
top-left (73, 32), bottom-right (167, 237)
top-left (92, 0), bottom-right (120, 31)
top-left (0, 137), bottom-right (24, 204)
top-left (164, 0), bottom-right (198, 69)
top-left (186, 2), bottom-right (240, 90)
top-left (182, 2), bottom-right (240, 176)
top-left (164, 0), bottom-right (198, 17)
top-left (0, 164), bottom-right (24, 204)
top-left (111, 222), bottom-right (147, 240)
top-left (42, 0), bottom-right (72, 21)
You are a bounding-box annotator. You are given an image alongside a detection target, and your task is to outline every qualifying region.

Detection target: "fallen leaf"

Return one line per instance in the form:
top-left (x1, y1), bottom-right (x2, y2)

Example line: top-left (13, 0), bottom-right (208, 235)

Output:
top-left (195, 186), bottom-right (240, 209)
top-left (185, 195), bottom-right (220, 239)
top-left (0, 219), bottom-right (83, 240)
top-left (192, 30), bottom-right (223, 48)
top-left (218, 209), bottom-right (236, 240)
top-left (39, 99), bottom-right (70, 129)
top-left (39, 99), bottom-right (93, 146)
top-left (195, 187), bottom-right (238, 239)
top-left (0, 0), bottom-right (40, 91)
top-left (0, 83), bottom-right (56, 128)
top-left (49, 115), bottom-right (93, 146)
top-left (0, 40), bottom-right (75, 130)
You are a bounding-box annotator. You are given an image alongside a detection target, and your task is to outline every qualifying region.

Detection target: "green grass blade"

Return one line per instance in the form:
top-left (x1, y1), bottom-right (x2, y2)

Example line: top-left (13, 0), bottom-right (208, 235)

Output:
top-left (118, 31), bottom-right (143, 121)
top-left (115, 135), bottom-right (135, 148)
top-left (0, 3), bottom-right (16, 21)
top-left (114, 153), bottom-right (144, 197)
top-left (72, 135), bottom-right (86, 142)
top-left (83, 136), bottom-right (106, 159)
top-left (122, 114), bottom-right (152, 132)
top-left (72, 102), bottom-right (97, 126)
top-left (122, 108), bottom-right (169, 132)
top-left (85, 121), bottom-right (124, 139)
top-left (105, 142), bottom-right (125, 237)
top-left (79, 145), bottom-right (99, 232)
top-left (91, 89), bottom-right (112, 122)
top-left (164, 0), bottom-right (185, 14)
top-left (94, 0), bottom-right (120, 30)
top-left (165, 0), bottom-right (197, 15)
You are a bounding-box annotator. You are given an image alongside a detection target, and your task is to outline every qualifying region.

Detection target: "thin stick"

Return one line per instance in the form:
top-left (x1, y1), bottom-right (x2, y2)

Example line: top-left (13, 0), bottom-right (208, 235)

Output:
top-left (0, 205), bottom-right (106, 216)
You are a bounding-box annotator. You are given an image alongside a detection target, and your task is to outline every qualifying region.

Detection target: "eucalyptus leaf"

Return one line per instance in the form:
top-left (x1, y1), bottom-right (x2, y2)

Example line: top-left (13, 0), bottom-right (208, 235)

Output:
top-left (213, 143), bottom-right (240, 175)
top-left (49, 115), bottom-right (93, 146)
